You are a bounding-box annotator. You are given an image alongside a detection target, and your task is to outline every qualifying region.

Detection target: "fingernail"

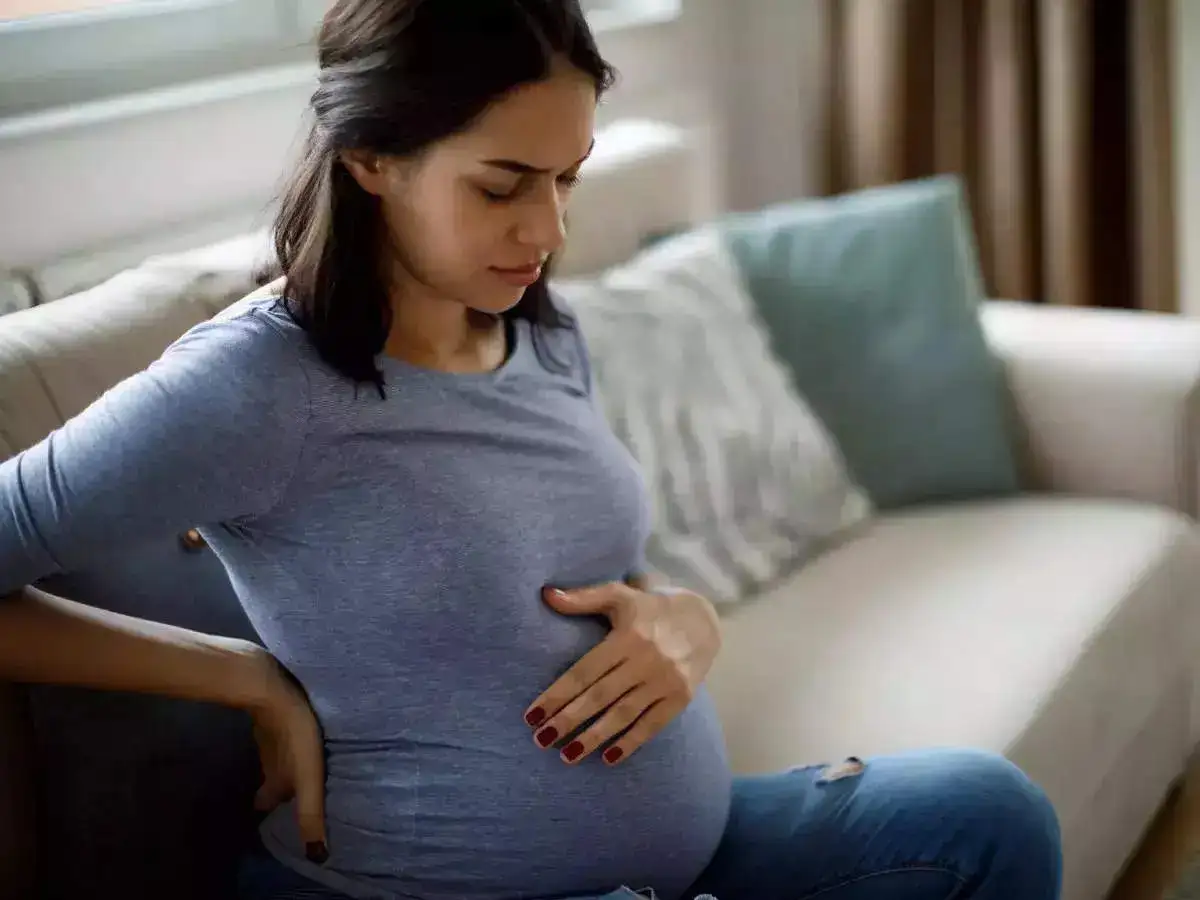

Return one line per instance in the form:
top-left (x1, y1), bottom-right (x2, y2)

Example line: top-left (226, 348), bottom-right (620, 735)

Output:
top-left (525, 707), bottom-right (546, 727)
top-left (535, 726), bottom-right (559, 748)
top-left (603, 746), bottom-right (624, 765)
top-left (546, 588), bottom-right (568, 601)
top-left (562, 740), bottom-right (585, 762)
top-left (305, 841), bottom-right (329, 865)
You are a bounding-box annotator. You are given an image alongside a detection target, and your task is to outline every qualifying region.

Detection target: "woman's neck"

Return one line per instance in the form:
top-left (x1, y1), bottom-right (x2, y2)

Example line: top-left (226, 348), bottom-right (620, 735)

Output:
top-left (384, 282), bottom-right (506, 374)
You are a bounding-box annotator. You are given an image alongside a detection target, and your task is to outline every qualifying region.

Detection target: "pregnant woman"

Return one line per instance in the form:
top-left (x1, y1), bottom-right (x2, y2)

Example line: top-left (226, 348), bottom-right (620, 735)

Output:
top-left (0, 2), bottom-right (1062, 899)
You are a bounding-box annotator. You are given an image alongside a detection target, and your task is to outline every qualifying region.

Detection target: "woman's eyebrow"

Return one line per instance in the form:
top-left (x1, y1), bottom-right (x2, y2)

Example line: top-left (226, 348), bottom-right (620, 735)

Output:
top-left (480, 139), bottom-right (596, 175)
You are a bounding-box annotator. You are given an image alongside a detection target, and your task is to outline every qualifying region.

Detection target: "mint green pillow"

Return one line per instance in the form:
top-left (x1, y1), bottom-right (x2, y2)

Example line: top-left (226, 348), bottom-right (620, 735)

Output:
top-left (720, 176), bottom-right (1019, 509)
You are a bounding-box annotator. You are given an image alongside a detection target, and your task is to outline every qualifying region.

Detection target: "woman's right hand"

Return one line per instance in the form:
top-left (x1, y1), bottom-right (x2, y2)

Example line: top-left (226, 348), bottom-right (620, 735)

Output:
top-left (245, 650), bottom-right (330, 864)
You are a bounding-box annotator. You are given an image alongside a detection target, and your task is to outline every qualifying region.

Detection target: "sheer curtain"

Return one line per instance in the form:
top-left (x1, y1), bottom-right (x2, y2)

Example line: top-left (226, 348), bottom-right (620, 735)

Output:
top-left (815, 0), bottom-right (1177, 313)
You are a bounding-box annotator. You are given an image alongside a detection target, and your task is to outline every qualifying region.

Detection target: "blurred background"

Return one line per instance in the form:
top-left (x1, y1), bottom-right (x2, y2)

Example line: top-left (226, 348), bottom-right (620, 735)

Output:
top-left (0, 0), bottom-right (1190, 314)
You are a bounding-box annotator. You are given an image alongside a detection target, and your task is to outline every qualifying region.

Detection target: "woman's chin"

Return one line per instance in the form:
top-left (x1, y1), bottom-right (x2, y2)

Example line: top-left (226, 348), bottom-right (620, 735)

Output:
top-left (465, 284), bottom-right (530, 316)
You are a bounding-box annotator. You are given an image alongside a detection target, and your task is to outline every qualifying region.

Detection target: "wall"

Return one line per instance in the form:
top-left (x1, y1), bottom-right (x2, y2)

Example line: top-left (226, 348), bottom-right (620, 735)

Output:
top-left (0, 2), bottom-right (825, 282)
top-left (1176, 0), bottom-right (1200, 316)
top-left (0, 67), bottom-right (313, 278)
top-left (718, 0), bottom-right (828, 211)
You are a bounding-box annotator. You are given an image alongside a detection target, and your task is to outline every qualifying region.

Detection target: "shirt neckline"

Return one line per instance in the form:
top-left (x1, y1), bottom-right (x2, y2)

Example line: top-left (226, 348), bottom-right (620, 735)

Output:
top-left (379, 317), bottom-right (526, 385)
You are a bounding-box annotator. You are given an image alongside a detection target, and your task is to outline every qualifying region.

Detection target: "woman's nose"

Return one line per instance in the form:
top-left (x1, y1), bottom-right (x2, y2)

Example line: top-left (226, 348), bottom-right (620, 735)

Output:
top-left (515, 193), bottom-right (567, 255)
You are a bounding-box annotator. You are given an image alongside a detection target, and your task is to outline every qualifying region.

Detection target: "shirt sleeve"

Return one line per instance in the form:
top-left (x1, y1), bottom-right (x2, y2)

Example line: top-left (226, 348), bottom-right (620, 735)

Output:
top-left (0, 309), bottom-right (311, 595)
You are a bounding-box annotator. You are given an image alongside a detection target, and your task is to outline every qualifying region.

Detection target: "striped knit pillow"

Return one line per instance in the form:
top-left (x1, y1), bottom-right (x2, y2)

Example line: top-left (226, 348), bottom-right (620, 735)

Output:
top-left (554, 228), bottom-right (870, 605)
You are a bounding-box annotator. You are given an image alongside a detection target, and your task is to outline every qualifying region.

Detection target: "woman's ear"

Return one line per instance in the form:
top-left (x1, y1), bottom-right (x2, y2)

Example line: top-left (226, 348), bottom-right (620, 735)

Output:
top-left (340, 149), bottom-right (389, 196)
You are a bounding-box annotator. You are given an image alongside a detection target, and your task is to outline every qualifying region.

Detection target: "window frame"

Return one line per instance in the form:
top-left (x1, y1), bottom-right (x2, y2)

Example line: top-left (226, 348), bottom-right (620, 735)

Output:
top-left (0, 0), bottom-right (313, 117)
top-left (0, 0), bottom-right (681, 120)
top-left (584, 0), bottom-right (681, 31)
top-left (0, 1), bottom-right (297, 81)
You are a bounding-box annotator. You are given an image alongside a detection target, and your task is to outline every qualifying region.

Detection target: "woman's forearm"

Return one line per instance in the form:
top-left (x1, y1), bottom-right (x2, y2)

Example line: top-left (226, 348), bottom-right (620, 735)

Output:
top-left (0, 586), bottom-right (273, 711)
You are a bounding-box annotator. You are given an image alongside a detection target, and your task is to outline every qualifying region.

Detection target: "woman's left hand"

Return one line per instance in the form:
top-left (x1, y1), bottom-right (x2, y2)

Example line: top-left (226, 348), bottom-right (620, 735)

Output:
top-left (525, 581), bottom-right (721, 766)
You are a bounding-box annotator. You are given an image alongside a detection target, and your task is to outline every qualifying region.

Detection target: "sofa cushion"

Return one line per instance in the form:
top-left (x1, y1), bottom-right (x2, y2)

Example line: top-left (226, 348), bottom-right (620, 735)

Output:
top-left (31, 535), bottom-right (263, 900)
top-left (0, 231), bottom-right (271, 459)
top-left (709, 494), bottom-right (1193, 777)
top-left (554, 227), bottom-right (870, 604)
top-left (721, 176), bottom-right (1020, 509)
top-left (707, 496), bottom-right (1197, 891)
top-left (0, 271), bottom-right (35, 317)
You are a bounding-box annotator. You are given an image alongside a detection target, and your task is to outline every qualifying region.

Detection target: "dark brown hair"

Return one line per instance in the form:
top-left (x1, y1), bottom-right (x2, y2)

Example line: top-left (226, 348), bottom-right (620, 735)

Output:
top-left (273, 0), bottom-right (616, 394)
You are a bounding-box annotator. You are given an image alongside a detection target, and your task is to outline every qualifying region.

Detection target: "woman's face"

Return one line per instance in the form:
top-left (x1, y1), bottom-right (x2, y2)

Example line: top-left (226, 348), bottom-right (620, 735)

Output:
top-left (345, 66), bottom-right (598, 315)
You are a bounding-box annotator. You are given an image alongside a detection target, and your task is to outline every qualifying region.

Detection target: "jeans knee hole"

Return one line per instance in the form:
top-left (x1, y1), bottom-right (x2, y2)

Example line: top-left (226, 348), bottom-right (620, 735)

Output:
top-left (816, 756), bottom-right (866, 784)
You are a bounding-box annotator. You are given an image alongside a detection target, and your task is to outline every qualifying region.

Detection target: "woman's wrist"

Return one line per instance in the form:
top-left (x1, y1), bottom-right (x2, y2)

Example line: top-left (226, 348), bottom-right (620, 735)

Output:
top-left (213, 636), bottom-right (284, 713)
top-left (643, 583), bottom-right (722, 645)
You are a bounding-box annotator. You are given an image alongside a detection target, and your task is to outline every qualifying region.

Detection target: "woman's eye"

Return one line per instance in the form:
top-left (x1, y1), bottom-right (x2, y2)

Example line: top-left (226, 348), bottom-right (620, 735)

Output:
top-left (479, 172), bottom-right (579, 203)
top-left (480, 187), bottom-right (516, 203)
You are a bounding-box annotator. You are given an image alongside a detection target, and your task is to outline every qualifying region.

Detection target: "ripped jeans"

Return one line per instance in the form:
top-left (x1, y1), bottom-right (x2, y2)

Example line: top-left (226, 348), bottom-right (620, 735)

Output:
top-left (239, 748), bottom-right (1063, 900)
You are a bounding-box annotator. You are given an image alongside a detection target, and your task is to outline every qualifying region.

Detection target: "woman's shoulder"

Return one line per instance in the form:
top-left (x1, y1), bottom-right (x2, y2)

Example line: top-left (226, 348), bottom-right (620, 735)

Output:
top-left (210, 278), bottom-right (303, 341)
top-left (149, 283), bottom-right (315, 415)
top-left (174, 281), bottom-right (307, 368)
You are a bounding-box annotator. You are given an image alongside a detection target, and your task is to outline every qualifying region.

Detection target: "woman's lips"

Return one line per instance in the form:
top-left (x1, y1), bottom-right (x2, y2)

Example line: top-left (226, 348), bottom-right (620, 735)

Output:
top-left (490, 263), bottom-right (543, 287)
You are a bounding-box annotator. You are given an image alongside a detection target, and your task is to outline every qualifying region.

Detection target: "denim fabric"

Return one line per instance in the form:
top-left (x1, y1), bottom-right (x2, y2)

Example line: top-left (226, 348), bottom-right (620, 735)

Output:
top-left (239, 748), bottom-right (1061, 900)
top-left (685, 748), bottom-right (1061, 900)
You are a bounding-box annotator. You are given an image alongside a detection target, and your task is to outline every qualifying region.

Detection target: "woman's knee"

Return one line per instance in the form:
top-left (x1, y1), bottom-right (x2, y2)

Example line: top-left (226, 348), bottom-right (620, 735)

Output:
top-left (944, 750), bottom-right (1059, 830)
top-left (930, 748), bottom-right (1063, 889)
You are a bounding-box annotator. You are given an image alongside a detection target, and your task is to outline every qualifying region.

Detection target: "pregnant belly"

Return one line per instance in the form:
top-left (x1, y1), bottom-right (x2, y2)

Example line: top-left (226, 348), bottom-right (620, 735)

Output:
top-left (265, 690), bottom-right (732, 900)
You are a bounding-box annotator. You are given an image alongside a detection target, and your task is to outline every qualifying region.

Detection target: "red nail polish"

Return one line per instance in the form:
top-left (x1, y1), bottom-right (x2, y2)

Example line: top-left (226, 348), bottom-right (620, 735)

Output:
top-left (562, 740), bottom-right (585, 762)
top-left (603, 746), bottom-right (624, 764)
top-left (305, 841), bottom-right (329, 865)
top-left (525, 707), bottom-right (546, 727)
top-left (535, 726), bottom-right (559, 748)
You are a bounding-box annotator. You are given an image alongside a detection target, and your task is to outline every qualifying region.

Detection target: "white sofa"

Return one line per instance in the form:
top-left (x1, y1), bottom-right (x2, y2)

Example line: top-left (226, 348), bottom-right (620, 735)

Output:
top-left (2, 124), bottom-right (1199, 900)
top-left (711, 300), bottom-right (1200, 900)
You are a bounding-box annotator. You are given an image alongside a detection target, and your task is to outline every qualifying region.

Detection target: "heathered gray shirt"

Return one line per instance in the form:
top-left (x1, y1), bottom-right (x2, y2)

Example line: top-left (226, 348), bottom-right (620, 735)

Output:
top-left (0, 295), bottom-right (732, 900)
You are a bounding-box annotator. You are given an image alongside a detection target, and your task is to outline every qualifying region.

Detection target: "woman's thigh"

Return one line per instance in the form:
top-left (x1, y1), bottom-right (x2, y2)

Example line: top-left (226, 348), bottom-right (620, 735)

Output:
top-left (685, 747), bottom-right (1062, 900)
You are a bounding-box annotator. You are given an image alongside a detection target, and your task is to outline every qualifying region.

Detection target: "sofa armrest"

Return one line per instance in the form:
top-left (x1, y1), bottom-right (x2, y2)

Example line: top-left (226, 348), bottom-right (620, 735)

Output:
top-left (981, 300), bottom-right (1200, 516)
top-left (0, 682), bottom-right (35, 899)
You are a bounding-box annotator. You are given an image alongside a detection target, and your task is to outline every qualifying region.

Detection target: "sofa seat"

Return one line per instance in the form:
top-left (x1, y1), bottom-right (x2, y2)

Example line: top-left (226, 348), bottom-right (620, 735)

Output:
top-left (707, 495), bottom-right (1200, 900)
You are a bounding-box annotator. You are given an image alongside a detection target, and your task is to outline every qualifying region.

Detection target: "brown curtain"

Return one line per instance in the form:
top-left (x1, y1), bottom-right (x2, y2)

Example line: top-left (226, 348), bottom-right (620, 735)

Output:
top-left (819, 0), bottom-right (1178, 313)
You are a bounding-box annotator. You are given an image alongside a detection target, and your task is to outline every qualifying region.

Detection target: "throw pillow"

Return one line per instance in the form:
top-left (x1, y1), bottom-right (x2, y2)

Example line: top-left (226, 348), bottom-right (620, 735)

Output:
top-left (553, 227), bottom-right (870, 605)
top-left (721, 175), bottom-right (1020, 509)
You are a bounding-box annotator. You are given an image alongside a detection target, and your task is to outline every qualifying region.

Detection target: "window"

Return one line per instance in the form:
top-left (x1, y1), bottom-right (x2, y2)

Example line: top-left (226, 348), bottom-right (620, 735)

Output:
top-left (3, 0), bottom-right (151, 18)
top-left (1, 0), bottom-right (320, 116)
top-left (0, 0), bottom-right (680, 118)
top-left (582, 0), bottom-right (680, 21)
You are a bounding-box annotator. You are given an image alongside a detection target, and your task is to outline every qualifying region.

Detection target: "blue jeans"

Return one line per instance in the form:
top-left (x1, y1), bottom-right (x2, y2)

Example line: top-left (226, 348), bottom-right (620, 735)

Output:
top-left (239, 748), bottom-right (1062, 900)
